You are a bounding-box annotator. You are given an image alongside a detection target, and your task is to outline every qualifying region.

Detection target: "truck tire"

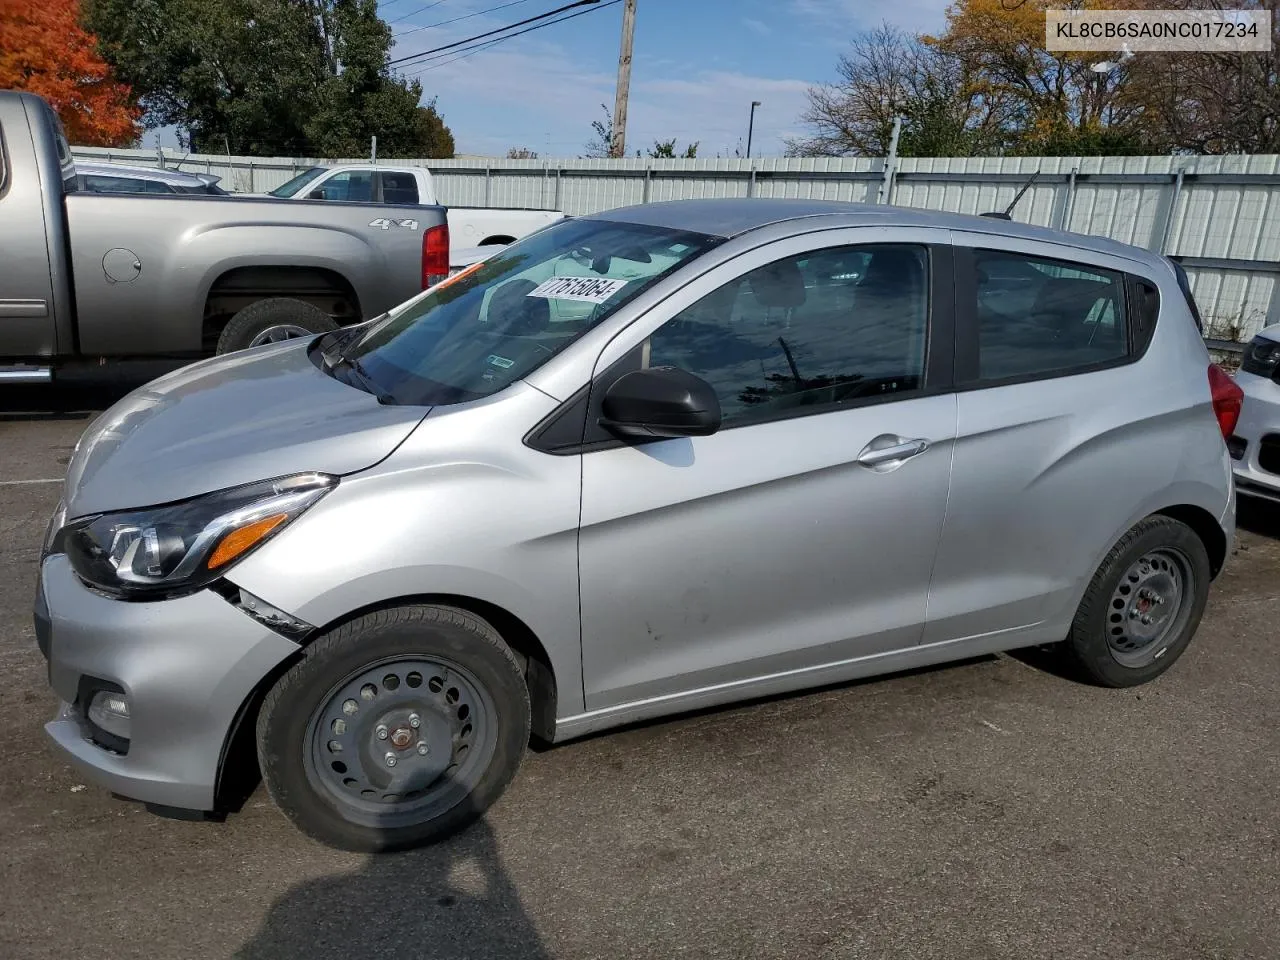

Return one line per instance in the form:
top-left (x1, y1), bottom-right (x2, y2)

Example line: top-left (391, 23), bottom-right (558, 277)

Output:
top-left (217, 298), bottom-right (338, 354)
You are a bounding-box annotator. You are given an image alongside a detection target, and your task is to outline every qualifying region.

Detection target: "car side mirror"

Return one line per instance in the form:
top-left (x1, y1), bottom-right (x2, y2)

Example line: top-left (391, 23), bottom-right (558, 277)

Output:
top-left (308, 190), bottom-right (325, 200)
top-left (600, 367), bottom-right (722, 440)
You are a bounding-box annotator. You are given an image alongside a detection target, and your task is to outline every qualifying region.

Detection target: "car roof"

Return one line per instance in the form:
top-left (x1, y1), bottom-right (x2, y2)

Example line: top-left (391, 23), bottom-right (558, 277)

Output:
top-left (587, 198), bottom-right (1163, 270)
top-left (75, 161), bottom-right (214, 186)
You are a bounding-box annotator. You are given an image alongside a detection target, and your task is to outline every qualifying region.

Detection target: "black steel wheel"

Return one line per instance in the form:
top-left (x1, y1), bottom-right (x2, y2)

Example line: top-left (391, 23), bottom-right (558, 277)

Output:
top-left (257, 605), bottom-right (530, 852)
top-left (1064, 515), bottom-right (1211, 687)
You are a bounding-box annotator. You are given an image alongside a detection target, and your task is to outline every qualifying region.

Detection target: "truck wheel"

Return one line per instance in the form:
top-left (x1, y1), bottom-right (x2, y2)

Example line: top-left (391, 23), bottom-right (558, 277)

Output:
top-left (256, 604), bottom-right (531, 852)
top-left (1063, 516), bottom-right (1210, 688)
top-left (217, 298), bottom-right (337, 354)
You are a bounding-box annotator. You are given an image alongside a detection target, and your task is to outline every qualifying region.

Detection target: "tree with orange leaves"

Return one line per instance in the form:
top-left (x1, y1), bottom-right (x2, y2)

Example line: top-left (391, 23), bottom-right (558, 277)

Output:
top-left (0, 0), bottom-right (140, 146)
top-left (923, 0), bottom-right (1155, 154)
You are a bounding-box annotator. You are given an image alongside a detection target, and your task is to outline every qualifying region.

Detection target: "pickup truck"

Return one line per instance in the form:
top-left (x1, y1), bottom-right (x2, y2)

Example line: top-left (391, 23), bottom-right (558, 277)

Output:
top-left (263, 164), bottom-right (565, 249)
top-left (0, 91), bottom-right (450, 381)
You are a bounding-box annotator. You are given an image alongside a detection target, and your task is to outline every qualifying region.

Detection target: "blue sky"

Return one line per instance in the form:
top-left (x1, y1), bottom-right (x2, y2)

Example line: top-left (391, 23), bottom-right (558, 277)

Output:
top-left (381, 0), bottom-right (952, 158)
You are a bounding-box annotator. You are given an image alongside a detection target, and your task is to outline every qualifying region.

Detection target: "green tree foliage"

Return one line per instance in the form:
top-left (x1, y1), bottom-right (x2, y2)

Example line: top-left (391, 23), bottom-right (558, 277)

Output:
top-left (83, 0), bottom-right (454, 157)
top-left (583, 103), bottom-right (613, 158)
top-left (648, 138), bottom-right (698, 158)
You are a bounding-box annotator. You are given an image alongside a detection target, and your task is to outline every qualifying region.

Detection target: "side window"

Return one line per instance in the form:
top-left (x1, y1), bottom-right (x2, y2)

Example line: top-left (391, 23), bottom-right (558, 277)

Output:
top-left (82, 175), bottom-right (141, 193)
top-left (316, 171), bottom-right (373, 202)
top-left (971, 249), bottom-right (1128, 382)
top-left (645, 244), bottom-right (930, 427)
top-left (143, 179), bottom-right (175, 194)
top-left (380, 172), bottom-right (419, 204)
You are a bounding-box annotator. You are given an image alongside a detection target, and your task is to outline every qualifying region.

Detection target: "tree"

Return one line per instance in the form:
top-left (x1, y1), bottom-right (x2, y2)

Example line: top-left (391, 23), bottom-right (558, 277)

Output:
top-left (786, 23), bottom-right (1011, 157)
top-left (584, 104), bottom-right (613, 158)
top-left (1121, 1), bottom-right (1280, 153)
top-left (922, 0), bottom-right (1155, 155)
top-left (84, 0), bottom-right (454, 157)
top-left (648, 138), bottom-right (698, 158)
top-left (507, 146), bottom-right (539, 159)
top-left (0, 0), bottom-right (139, 145)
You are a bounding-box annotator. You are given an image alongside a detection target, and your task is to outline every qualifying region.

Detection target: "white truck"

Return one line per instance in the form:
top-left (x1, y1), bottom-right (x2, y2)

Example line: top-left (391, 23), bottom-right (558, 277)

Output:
top-left (264, 164), bottom-right (564, 249)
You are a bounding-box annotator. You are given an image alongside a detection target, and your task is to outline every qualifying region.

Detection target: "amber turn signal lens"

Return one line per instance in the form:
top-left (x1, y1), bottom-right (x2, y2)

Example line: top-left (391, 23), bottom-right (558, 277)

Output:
top-left (207, 513), bottom-right (288, 570)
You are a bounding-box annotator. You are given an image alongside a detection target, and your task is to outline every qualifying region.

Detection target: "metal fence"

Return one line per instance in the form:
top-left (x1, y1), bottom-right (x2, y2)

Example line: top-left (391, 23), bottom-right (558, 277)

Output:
top-left (71, 145), bottom-right (1280, 343)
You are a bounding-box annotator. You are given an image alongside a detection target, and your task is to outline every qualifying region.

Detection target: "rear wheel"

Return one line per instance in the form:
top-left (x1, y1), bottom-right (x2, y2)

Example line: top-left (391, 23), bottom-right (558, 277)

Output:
top-left (1064, 516), bottom-right (1211, 687)
top-left (216, 297), bottom-right (337, 354)
top-left (256, 605), bottom-right (530, 852)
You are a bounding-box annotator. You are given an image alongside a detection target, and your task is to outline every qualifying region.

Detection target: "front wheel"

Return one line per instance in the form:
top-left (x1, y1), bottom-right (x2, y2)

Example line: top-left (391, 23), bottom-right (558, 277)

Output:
top-left (1064, 516), bottom-right (1211, 687)
top-left (256, 605), bottom-right (531, 852)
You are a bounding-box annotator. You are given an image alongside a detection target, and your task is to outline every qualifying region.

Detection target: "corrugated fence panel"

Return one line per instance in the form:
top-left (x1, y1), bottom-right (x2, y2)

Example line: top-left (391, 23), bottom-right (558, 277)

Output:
top-left (68, 146), bottom-right (1280, 339)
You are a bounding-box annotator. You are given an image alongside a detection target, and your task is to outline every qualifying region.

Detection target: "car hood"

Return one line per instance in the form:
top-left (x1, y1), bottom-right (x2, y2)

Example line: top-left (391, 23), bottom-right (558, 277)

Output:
top-left (63, 340), bottom-right (428, 518)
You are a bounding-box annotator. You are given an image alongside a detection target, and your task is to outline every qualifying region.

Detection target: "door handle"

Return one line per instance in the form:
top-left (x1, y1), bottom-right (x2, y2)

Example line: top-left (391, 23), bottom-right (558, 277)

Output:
top-left (856, 436), bottom-right (931, 467)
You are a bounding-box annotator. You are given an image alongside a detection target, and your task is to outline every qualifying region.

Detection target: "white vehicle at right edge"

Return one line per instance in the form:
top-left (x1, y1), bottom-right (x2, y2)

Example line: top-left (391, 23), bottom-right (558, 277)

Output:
top-left (1230, 321), bottom-right (1280, 503)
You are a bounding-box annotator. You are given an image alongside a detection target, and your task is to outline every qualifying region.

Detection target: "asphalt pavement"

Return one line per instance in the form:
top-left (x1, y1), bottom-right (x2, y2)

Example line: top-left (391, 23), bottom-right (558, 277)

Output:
top-left (2, 379), bottom-right (1278, 960)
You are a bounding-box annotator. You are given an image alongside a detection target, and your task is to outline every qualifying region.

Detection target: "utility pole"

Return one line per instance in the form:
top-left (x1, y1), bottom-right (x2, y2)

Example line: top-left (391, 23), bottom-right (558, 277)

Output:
top-left (746, 101), bottom-right (761, 159)
top-left (610, 0), bottom-right (637, 158)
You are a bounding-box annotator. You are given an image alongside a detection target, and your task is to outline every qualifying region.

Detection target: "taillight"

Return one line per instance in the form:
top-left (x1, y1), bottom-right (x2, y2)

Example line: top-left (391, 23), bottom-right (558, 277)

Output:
top-left (1207, 363), bottom-right (1243, 439)
top-left (422, 223), bottom-right (449, 289)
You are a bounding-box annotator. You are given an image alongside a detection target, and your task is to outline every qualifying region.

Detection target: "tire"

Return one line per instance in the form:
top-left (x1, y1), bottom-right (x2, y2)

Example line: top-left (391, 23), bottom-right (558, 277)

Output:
top-left (216, 297), bottom-right (337, 354)
top-left (1064, 516), bottom-right (1211, 688)
top-left (256, 604), bottom-right (531, 852)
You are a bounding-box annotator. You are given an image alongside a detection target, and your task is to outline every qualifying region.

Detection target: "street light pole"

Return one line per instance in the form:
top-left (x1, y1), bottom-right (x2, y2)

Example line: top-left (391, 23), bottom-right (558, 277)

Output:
top-left (746, 101), bottom-right (761, 158)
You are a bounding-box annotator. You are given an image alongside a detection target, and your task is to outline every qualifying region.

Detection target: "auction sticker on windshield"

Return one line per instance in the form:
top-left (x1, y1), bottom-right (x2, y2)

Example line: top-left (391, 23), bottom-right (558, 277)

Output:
top-left (527, 276), bottom-right (628, 303)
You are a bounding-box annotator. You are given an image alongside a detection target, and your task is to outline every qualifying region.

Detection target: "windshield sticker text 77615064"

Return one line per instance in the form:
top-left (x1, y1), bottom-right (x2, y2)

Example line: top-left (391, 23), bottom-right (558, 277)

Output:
top-left (526, 276), bottom-right (628, 303)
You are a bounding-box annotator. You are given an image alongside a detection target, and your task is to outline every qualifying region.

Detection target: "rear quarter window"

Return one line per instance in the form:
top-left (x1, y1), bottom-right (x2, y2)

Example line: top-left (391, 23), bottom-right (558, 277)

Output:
top-left (968, 249), bottom-right (1129, 383)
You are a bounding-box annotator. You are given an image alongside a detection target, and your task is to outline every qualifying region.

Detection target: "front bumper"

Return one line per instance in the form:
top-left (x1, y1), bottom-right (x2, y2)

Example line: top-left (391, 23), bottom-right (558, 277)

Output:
top-left (1231, 371), bottom-right (1280, 501)
top-left (36, 555), bottom-right (300, 811)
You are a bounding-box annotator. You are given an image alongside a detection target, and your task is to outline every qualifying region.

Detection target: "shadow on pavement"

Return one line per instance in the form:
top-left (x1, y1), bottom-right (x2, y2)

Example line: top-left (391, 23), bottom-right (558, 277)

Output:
top-left (235, 820), bottom-right (551, 960)
top-left (1238, 494), bottom-right (1280, 540)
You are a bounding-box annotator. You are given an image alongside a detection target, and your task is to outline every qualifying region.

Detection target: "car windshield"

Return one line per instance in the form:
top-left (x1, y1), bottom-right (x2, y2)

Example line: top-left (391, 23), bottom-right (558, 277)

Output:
top-left (334, 218), bottom-right (719, 406)
top-left (270, 167), bottom-right (329, 198)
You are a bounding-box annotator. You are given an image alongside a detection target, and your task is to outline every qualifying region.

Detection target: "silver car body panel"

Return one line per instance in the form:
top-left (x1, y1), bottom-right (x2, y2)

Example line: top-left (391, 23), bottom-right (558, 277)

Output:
top-left (41, 554), bottom-right (298, 810)
top-left (922, 229), bottom-right (1233, 648)
top-left (37, 198), bottom-right (1235, 808)
top-left (62, 339), bottom-right (427, 518)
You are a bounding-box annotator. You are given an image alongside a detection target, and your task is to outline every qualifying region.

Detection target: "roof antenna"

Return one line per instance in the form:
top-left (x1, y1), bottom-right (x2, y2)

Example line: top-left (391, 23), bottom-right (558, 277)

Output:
top-left (980, 170), bottom-right (1040, 221)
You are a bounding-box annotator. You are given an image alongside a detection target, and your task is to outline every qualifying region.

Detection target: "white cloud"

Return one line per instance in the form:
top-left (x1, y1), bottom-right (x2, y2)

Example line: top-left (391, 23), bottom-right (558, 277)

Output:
top-left (743, 18), bottom-right (770, 36)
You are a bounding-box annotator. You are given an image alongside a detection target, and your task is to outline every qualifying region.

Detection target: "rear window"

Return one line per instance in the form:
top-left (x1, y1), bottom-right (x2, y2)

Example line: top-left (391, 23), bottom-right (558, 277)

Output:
top-left (970, 249), bottom-right (1129, 382)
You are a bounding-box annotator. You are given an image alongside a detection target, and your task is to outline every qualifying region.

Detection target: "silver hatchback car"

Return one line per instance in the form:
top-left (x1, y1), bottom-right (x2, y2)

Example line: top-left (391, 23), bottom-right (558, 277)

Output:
top-left (36, 199), bottom-right (1239, 851)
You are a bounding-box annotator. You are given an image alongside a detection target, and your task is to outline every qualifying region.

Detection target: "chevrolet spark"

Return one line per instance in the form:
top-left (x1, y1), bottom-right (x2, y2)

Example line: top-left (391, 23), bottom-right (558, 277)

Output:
top-left (36, 199), bottom-right (1239, 851)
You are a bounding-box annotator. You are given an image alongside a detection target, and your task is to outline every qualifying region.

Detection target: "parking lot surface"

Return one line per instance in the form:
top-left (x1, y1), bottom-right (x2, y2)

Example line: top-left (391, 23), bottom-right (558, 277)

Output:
top-left (2, 381), bottom-right (1278, 960)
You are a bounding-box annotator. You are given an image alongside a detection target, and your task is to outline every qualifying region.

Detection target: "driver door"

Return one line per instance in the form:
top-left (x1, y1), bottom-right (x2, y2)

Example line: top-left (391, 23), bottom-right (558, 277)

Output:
top-left (577, 227), bottom-right (960, 711)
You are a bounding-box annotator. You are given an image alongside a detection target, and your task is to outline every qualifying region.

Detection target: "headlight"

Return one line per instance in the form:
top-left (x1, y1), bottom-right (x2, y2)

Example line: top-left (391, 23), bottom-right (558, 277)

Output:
top-left (59, 473), bottom-right (335, 599)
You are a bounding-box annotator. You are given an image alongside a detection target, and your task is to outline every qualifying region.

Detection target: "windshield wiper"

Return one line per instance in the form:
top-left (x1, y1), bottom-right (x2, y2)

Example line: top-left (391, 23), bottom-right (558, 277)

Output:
top-left (325, 352), bottom-right (397, 405)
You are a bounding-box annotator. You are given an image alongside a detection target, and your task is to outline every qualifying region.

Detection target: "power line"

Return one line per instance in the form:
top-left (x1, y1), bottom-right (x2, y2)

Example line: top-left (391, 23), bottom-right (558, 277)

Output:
top-left (393, 0), bottom-right (536, 39)
top-left (390, 0), bottom-right (600, 67)
top-left (403, 0), bottom-right (620, 75)
top-left (384, 0), bottom-right (449, 27)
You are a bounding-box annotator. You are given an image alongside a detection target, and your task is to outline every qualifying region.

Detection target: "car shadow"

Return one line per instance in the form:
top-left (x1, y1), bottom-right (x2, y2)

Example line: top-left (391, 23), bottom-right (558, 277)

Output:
top-left (234, 819), bottom-right (551, 960)
top-left (1237, 494), bottom-right (1280, 540)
